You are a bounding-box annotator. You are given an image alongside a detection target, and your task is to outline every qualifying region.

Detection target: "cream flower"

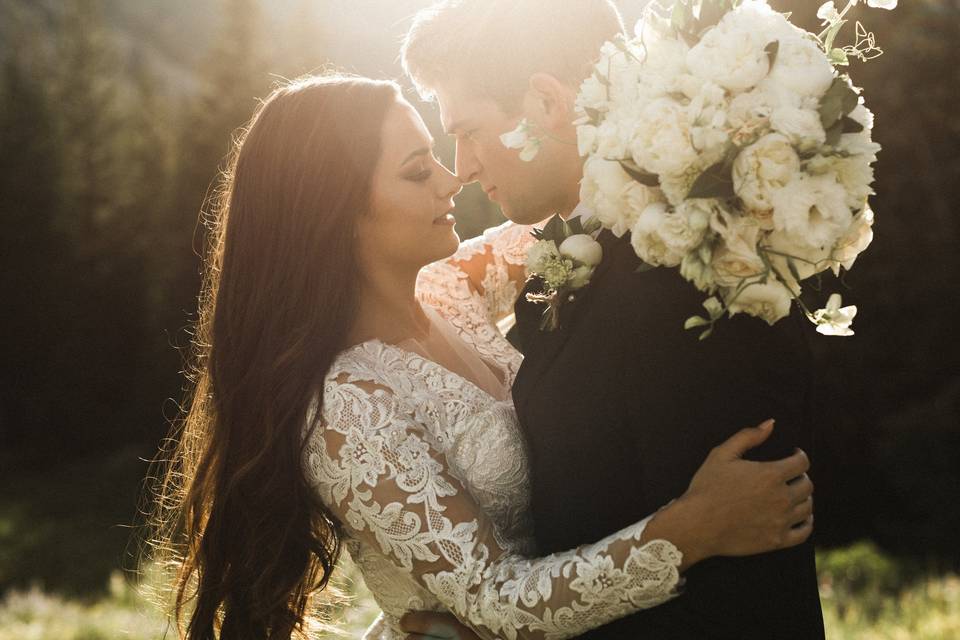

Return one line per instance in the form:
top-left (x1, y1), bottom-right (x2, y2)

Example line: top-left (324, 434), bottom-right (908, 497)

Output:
top-left (500, 119), bottom-right (541, 162)
top-left (771, 173), bottom-right (852, 250)
top-left (525, 240), bottom-right (561, 273)
top-left (630, 202), bottom-right (686, 267)
top-left (733, 133), bottom-right (801, 213)
top-left (726, 280), bottom-right (794, 326)
top-left (559, 234), bottom-right (603, 267)
top-left (812, 293), bottom-right (857, 336)
top-left (628, 97), bottom-right (700, 176)
top-left (831, 207), bottom-right (874, 273)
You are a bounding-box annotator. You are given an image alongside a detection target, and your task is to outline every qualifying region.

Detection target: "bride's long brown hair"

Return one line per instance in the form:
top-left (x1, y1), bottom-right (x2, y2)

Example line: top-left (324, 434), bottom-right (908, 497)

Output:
top-left (148, 74), bottom-right (400, 639)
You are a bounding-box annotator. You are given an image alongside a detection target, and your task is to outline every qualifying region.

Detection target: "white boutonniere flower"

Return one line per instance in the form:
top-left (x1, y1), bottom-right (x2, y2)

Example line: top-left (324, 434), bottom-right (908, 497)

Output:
top-left (500, 118), bottom-right (542, 162)
top-left (526, 215), bottom-right (603, 331)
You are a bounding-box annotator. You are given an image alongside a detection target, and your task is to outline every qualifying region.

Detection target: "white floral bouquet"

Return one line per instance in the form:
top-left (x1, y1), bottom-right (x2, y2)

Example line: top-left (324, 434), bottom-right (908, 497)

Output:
top-left (573, 0), bottom-right (895, 338)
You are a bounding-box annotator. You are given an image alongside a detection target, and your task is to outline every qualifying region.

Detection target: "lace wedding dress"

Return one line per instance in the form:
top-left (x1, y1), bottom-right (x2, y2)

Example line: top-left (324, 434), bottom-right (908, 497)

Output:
top-left (301, 222), bottom-right (683, 640)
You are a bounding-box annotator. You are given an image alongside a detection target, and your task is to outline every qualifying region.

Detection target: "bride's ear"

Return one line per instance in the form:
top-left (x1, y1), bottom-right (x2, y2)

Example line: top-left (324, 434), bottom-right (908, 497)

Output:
top-left (523, 73), bottom-right (575, 133)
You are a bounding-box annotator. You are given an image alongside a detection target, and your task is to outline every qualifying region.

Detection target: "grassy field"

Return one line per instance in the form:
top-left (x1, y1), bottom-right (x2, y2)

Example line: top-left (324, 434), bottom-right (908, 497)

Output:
top-left (1, 542), bottom-right (958, 639)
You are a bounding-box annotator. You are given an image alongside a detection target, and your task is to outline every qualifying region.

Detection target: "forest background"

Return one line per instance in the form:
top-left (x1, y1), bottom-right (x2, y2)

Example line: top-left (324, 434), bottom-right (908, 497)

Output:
top-left (0, 0), bottom-right (958, 637)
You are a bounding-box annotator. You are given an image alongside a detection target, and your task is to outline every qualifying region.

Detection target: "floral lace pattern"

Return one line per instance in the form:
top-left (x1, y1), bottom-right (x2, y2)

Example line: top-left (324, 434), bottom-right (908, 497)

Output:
top-left (416, 221), bottom-right (536, 382)
top-left (302, 223), bottom-right (683, 639)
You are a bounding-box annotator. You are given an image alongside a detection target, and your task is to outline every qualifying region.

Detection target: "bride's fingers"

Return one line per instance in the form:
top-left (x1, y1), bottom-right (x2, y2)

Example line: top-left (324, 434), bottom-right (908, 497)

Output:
top-left (771, 448), bottom-right (810, 482)
top-left (786, 473), bottom-right (814, 505)
top-left (788, 496), bottom-right (814, 524)
top-left (781, 515), bottom-right (814, 548)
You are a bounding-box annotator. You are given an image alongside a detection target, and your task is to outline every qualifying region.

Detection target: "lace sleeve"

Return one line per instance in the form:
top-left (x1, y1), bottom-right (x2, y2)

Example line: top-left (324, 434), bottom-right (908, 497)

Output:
top-left (304, 375), bottom-right (683, 640)
top-left (417, 221), bottom-right (536, 325)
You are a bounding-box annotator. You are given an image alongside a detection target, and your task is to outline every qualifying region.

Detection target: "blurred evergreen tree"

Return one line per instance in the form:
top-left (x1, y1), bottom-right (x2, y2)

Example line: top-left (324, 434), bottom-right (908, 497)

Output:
top-left (0, 49), bottom-right (66, 454)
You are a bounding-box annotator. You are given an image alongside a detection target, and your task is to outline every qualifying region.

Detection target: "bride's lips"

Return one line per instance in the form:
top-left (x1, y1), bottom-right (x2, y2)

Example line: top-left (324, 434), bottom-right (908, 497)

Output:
top-left (484, 186), bottom-right (498, 200)
top-left (433, 211), bottom-right (457, 226)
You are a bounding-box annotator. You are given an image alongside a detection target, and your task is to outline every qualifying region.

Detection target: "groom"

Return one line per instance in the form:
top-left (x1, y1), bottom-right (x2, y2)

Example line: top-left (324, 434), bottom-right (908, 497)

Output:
top-left (401, 1), bottom-right (824, 638)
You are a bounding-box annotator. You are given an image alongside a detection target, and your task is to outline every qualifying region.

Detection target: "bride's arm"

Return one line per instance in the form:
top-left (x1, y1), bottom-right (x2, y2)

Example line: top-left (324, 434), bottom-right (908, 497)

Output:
top-left (417, 221), bottom-right (535, 324)
top-left (305, 376), bottom-right (683, 640)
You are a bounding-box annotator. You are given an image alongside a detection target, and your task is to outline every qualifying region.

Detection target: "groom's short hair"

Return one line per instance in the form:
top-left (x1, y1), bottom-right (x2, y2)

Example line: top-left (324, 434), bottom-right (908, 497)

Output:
top-left (401, 0), bottom-right (625, 113)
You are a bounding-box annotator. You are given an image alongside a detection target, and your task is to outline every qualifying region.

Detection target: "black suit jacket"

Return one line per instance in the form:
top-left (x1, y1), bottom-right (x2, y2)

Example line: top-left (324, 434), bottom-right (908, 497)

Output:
top-left (510, 229), bottom-right (824, 639)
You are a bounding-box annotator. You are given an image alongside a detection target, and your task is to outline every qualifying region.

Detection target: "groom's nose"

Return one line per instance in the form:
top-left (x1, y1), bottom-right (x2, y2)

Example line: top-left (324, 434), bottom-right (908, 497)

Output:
top-left (454, 141), bottom-right (480, 184)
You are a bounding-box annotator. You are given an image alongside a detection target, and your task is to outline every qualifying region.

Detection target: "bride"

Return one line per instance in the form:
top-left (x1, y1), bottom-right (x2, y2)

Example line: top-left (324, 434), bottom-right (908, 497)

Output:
top-left (151, 74), bottom-right (814, 640)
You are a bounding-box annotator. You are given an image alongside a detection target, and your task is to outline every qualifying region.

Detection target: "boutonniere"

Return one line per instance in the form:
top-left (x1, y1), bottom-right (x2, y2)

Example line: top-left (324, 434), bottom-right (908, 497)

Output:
top-left (525, 214), bottom-right (604, 331)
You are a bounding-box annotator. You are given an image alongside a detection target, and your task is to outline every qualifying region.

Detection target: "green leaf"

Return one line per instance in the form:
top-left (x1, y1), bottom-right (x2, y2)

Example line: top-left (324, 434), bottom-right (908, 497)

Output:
top-left (542, 214), bottom-right (565, 241)
top-left (841, 116), bottom-right (864, 134)
top-left (567, 216), bottom-right (584, 235)
top-left (685, 315), bottom-right (710, 330)
top-left (786, 257), bottom-right (802, 284)
top-left (765, 40), bottom-right (779, 70)
top-left (828, 47), bottom-right (849, 66)
top-left (635, 262), bottom-right (657, 273)
top-left (582, 216), bottom-right (603, 236)
top-left (819, 77), bottom-right (858, 129)
top-left (531, 228), bottom-right (544, 240)
top-left (583, 106), bottom-right (602, 125)
top-left (618, 160), bottom-right (660, 187)
top-left (688, 161), bottom-right (735, 200)
top-left (825, 120), bottom-right (844, 147)
top-left (699, 326), bottom-right (715, 341)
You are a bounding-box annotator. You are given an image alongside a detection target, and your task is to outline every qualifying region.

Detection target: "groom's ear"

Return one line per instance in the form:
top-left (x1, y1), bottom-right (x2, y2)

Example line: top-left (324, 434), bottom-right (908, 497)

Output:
top-left (524, 73), bottom-right (576, 133)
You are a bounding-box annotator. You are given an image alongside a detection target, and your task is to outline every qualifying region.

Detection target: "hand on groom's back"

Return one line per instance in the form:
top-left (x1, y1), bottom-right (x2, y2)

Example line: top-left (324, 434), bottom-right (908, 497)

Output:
top-left (400, 611), bottom-right (482, 640)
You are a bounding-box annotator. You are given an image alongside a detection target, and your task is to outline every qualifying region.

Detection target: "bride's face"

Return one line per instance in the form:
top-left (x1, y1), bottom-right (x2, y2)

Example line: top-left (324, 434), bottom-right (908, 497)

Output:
top-left (358, 99), bottom-right (463, 274)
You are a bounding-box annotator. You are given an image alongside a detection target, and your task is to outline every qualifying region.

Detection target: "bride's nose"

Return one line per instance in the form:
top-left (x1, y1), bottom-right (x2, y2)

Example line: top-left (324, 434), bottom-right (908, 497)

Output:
top-left (437, 163), bottom-right (463, 200)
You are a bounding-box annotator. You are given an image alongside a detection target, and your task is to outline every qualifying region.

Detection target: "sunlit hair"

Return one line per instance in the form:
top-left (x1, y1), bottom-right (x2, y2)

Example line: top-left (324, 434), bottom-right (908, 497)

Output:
top-left (401, 0), bottom-right (625, 112)
top-left (147, 73), bottom-right (399, 639)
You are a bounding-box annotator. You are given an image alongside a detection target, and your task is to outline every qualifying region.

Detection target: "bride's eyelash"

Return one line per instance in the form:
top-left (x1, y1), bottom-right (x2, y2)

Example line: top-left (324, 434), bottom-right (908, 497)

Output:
top-left (407, 169), bottom-right (432, 182)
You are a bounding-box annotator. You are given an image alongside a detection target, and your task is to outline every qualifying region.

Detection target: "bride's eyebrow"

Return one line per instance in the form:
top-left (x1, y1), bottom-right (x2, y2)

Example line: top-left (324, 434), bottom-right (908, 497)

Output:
top-left (400, 140), bottom-right (437, 167)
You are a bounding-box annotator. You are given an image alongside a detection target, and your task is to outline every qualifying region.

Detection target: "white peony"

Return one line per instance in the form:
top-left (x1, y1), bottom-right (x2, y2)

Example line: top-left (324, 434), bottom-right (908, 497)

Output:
top-left (771, 173), bottom-right (853, 250)
top-left (580, 156), bottom-right (634, 237)
top-left (630, 202), bottom-right (686, 267)
top-left (866, 0), bottom-right (897, 9)
top-left (733, 133), bottom-right (801, 214)
top-left (758, 30), bottom-right (836, 99)
top-left (636, 30), bottom-right (691, 99)
top-left (628, 97), bottom-right (700, 176)
top-left (559, 234), bottom-right (603, 267)
top-left (770, 106), bottom-right (826, 151)
top-left (659, 199), bottom-right (713, 255)
top-left (726, 280), bottom-right (794, 326)
top-left (686, 2), bottom-right (783, 93)
top-left (577, 124), bottom-right (598, 156)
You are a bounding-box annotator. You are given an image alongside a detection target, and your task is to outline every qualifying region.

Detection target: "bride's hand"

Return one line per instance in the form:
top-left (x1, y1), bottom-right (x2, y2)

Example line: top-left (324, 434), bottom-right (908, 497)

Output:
top-left (641, 419), bottom-right (814, 570)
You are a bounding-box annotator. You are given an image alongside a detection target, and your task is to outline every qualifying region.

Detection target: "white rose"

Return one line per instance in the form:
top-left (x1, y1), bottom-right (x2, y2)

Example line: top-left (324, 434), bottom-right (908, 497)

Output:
top-left (630, 202), bottom-right (686, 267)
top-left (726, 280), bottom-right (794, 326)
top-left (733, 133), bottom-right (801, 213)
top-left (831, 207), bottom-right (874, 274)
top-left (770, 106), bottom-right (826, 151)
top-left (771, 173), bottom-right (853, 250)
top-left (526, 240), bottom-right (561, 273)
top-left (559, 234), bottom-right (603, 267)
top-left (629, 97), bottom-right (699, 176)
top-left (764, 229), bottom-right (832, 290)
top-left (710, 211), bottom-right (766, 288)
